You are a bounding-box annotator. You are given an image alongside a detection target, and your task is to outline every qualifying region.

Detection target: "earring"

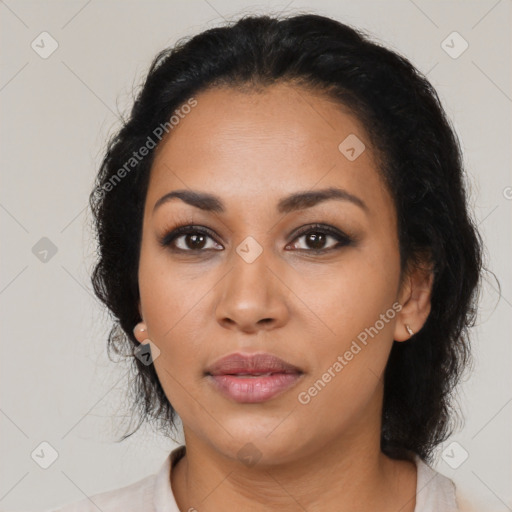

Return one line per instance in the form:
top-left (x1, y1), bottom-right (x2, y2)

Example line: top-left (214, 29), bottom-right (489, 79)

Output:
top-left (133, 322), bottom-right (148, 341)
top-left (132, 322), bottom-right (160, 364)
top-left (405, 324), bottom-right (415, 336)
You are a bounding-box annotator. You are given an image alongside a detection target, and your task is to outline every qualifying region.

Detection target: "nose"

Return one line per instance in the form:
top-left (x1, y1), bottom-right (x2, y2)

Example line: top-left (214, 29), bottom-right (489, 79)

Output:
top-left (215, 247), bottom-right (290, 334)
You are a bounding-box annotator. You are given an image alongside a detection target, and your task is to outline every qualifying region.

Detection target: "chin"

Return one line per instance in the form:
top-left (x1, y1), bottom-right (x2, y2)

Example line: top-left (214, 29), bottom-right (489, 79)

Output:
top-left (206, 420), bottom-right (306, 467)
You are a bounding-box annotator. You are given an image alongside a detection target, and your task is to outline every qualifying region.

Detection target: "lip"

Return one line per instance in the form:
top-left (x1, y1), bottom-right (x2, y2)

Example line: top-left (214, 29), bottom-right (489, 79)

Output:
top-left (205, 352), bottom-right (304, 403)
top-left (205, 352), bottom-right (303, 376)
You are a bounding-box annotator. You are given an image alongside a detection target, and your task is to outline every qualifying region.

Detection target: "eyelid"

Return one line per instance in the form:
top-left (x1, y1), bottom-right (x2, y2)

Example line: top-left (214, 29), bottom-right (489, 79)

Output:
top-left (158, 224), bottom-right (221, 248)
top-left (158, 221), bottom-right (355, 253)
top-left (285, 223), bottom-right (354, 251)
top-left (289, 223), bottom-right (352, 241)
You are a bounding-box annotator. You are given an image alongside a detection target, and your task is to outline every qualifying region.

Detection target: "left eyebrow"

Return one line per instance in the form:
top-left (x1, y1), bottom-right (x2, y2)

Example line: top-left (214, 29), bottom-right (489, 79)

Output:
top-left (152, 186), bottom-right (368, 215)
top-left (276, 187), bottom-right (368, 214)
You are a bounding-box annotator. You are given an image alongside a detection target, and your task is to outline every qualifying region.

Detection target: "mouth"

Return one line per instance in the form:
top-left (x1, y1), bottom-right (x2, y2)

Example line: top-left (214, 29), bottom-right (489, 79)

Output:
top-left (211, 372), bottom-right (296, 377)
top-left (206, 372), bottom-right (304, 403)
top-left (205, 352), bottom-right (304, 403)
top-left (205, 352), bottom-right (303, 376)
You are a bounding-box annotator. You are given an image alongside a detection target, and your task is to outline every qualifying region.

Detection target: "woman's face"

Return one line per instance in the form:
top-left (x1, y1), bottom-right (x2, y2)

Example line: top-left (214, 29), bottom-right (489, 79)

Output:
top-left (137, 83), bottom-right (413, 464)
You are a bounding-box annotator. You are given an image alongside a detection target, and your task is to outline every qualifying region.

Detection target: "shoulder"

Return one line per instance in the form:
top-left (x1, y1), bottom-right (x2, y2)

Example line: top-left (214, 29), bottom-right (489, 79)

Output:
top-left (46, 446), bottom-right (184, 512)
top-left (50, 472), bottom-right (156, 512)
top-left (414, 455), bottom-right (495, 512)
top-left (454, 484), bottom-right (497, 512)
top-left (414, 456), bottom-right (458, 511)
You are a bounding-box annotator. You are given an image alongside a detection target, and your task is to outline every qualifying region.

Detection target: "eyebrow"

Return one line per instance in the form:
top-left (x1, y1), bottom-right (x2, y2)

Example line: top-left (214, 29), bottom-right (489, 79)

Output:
top-left (152, 187), bottom-right (368, 215)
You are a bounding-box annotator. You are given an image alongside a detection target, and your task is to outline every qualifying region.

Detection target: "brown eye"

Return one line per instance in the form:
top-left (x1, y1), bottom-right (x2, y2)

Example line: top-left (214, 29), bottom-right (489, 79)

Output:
top-left (306, 232), bottom-right (329, 250)
top-left (178, 232), bottom-right (209, 250)
top-left (287, 224), bottom-right (353, 253)
top-left (159, 226), bottom-right (223, 252)
top-left (159, 223), bottom-right (353, 255)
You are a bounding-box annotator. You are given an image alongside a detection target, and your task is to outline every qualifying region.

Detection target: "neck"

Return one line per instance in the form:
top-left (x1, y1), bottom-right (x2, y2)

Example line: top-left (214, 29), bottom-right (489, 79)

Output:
top-left (171, 394), bottom-right (417, 511)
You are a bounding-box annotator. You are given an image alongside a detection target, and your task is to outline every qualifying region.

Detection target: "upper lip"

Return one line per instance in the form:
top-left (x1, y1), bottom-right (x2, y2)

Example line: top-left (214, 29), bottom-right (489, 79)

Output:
top-left (205, 352), bottom-right (303, 376)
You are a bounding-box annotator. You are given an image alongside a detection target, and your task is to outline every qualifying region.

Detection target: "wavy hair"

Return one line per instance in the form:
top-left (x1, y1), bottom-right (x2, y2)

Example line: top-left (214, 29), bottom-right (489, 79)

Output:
top-left (89, 13), bottom-right (485, 462)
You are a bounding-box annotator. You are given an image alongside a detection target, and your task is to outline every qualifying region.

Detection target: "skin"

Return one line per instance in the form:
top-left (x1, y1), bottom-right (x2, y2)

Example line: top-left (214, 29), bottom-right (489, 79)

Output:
top-left (134, 82), bottom-right (434, 512)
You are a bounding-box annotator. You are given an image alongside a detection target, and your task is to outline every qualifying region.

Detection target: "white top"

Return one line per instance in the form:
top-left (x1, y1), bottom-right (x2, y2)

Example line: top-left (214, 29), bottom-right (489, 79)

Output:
top-left (45, 445), bottom-right (477, 511)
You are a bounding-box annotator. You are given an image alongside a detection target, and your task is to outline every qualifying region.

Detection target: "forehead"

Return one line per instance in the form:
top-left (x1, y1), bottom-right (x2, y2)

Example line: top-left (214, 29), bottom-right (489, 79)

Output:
top-left (147, 83), bottom-right (392, 218)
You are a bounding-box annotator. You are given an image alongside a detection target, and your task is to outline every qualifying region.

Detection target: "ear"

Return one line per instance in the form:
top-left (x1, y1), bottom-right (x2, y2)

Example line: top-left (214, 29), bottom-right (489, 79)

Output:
top-left (394, 254), bottom-right (434, 342)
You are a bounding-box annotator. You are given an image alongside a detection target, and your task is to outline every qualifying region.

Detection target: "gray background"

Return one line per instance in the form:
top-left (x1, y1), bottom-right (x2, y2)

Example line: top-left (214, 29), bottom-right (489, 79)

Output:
top-left (1, 0), bottom-right (510, 510)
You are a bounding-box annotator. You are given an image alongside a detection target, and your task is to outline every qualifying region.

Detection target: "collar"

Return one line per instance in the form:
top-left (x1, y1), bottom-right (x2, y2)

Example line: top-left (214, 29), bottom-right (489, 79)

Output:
top-left (152, 446), bottom-right (458, 511)
top-left (413, 454), bottom-right (458, 511)
top-left (153, 444), bottom-right (186, 512)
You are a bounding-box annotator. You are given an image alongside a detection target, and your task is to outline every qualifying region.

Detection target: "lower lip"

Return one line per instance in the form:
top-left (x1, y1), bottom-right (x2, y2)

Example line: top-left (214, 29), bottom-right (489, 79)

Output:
top-left (207, 373), bottom-right (303, 403)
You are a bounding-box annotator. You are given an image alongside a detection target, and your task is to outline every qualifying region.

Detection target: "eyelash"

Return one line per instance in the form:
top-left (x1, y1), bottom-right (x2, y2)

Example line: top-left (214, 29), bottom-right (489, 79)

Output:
top-left (158, 222), bottom-right (354, 255)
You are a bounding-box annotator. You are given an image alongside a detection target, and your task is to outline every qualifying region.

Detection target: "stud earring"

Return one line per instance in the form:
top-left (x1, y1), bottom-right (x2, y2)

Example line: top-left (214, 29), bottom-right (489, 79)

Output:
top-left (132, 322), bottom-right (159, 364)
top-left (405, 324), bottom-right (415, 336)
top-left (133, 322), bottom-right (148, 341)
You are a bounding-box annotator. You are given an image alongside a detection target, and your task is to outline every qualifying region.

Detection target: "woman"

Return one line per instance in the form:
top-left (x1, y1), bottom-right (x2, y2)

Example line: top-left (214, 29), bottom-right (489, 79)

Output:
top-left (54, 12), bottom-right (483, 512)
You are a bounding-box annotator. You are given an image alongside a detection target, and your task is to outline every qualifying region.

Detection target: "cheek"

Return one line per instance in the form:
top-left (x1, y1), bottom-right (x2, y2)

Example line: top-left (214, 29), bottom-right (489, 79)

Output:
top-left (137, 244), bottom-right (218, 397)
top-left (138, 243), bottom-right (207, 338)
top-left (296, 241), bottom-right (400, 343)
top-left (293, 242), bottom-right (400, 401)
top-left (294, 293), bottom-right (396, 437)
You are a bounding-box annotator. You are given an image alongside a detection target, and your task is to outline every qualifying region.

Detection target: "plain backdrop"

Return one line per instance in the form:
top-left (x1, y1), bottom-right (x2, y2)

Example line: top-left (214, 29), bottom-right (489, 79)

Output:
top-left (1, 0), bottom-right (511, 510)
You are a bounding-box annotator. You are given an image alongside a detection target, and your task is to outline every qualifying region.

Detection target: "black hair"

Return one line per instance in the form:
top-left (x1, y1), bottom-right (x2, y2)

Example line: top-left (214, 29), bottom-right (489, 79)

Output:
top-left (89, 13), bottom-right (485, 463)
